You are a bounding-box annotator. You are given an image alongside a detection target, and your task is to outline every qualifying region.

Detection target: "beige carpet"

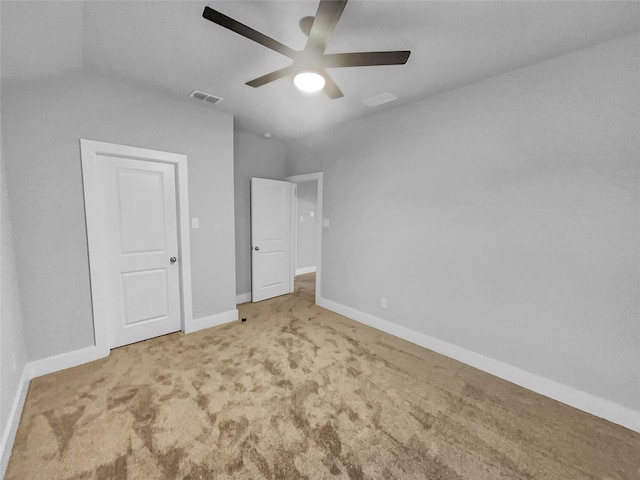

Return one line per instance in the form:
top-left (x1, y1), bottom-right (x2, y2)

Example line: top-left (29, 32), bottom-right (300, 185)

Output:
top-left (6, 273), bottom-right (640, 479)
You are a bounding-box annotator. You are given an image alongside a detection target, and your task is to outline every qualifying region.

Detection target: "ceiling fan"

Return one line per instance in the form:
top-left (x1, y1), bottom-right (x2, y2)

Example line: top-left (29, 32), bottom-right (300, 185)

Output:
top-left (202, 0), bottom-right (411, 99)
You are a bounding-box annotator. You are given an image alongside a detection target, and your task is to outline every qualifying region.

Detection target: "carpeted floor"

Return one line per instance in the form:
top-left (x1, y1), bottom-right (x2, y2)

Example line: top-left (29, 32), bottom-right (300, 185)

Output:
top-left (6, 273), bottom-right (640, 479)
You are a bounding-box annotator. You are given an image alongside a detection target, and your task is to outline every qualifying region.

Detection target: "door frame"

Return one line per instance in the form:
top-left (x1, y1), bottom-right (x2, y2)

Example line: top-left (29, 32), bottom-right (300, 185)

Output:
top-left (286, 172), bottom-right (323, 303)
top-left (80, 139), bottom-right (193, 353)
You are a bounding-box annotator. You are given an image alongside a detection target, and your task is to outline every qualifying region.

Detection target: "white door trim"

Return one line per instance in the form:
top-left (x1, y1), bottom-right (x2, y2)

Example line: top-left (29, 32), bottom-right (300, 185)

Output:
top-left (286, 172), bottom-right (323, 303)
top-left (80, 139), bottom-right (193, 353)
top-left (290, 183), bottom-right (297, 290)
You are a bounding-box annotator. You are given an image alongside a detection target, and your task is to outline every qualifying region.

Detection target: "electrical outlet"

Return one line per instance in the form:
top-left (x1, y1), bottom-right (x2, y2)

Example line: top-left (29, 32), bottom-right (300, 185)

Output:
top-left (380, 298), bottom-right (387, 309)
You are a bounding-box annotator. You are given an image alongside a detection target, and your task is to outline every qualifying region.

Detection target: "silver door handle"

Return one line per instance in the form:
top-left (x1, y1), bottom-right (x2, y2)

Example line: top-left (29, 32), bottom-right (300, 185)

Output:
top-left (254, 246), bottom-right (260, 251)
top-left (170, 256), bottom-right (177, 264)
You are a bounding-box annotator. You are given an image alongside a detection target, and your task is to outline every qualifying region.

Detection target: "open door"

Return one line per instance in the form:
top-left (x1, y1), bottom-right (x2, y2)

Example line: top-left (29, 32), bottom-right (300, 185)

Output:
top-left (251, 178), bottom-right (295, 302)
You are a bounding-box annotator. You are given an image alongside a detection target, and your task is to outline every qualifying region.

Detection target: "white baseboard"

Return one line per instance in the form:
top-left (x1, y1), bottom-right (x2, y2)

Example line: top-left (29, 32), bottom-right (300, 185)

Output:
top-left (3, 300), bottom-right (636, 479)
top-left (185, 309), bottom-right (238, 334)
top-left (317, 296), bottom-right (640, 433)
top-left (1, 310), bottom-right (235, 474)
top-left (25, 344), bottom-right (108, 380)
top-left (295, 266), bottom-right (316, 276)
top-left (2, 344), bottom-right (110, 476)
top-left (236, 293), bottom-right (251, 305)
top-left (0, 369), bottom-right (29, 479)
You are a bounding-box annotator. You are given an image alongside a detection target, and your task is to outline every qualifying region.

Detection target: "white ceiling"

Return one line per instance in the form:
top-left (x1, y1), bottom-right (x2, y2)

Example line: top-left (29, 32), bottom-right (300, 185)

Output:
top-left (3, 1), bottom-right (640, 139)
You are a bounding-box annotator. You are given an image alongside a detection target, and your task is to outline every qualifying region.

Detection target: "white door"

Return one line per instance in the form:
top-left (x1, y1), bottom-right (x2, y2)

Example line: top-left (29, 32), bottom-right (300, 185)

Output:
top-left (251, 178), bottom-right (294, 302)
top-left (97, 156), bottom-right (181, 348)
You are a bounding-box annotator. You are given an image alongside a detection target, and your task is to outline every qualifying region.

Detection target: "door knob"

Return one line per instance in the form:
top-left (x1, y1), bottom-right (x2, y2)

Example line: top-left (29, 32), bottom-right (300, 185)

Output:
top-left (170, 256), bottom-right (177, 264)
top-left (254, 246), bottom-right (260, 251)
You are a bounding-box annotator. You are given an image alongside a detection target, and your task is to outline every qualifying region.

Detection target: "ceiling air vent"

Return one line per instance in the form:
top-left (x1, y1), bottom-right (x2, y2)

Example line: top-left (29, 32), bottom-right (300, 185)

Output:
top-left (362, 92), bottom-right (397, 108)
top-left (189, 89), bottom-right (223, 105)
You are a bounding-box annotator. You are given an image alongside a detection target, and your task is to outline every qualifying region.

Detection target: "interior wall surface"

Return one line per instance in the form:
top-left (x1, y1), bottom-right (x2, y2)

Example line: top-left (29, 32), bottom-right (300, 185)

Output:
top-left (1, 71), bottom-right (236, 361)
top-left (234, 130), bottom-right (288, 298)
top-left (295, 180), bottom-right (318, 271)
top-left (287, 33), bottom-right (640, 411)
top-left (0, 143), bottom-right (28, 443)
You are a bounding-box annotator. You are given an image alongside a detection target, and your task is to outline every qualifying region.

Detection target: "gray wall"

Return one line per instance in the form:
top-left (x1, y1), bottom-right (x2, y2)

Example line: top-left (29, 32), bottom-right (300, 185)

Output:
top-left (295, 181), bottom-right (318, 271)
top-left (234, 131), bottom-right (288, 297)
top-left (2, 71), bottom-right (236, 361)
top-left (0, 143), bottom-right (28, 442)
top-left (287, 33), bottom-right (640, 411)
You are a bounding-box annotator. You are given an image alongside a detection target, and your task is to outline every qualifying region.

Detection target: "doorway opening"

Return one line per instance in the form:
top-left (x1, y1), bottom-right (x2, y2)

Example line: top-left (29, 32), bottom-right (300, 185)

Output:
top-left (294, 272), bottom-right (316, 303)
top-left (286, 173), bottom-right (323, 305)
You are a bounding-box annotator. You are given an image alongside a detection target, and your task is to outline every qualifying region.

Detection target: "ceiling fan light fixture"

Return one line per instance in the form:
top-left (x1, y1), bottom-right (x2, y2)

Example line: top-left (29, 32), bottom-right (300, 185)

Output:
top-left (202, 2), bottom-right (411, 100)
top-left (293, 71), bottom-right (326, 94)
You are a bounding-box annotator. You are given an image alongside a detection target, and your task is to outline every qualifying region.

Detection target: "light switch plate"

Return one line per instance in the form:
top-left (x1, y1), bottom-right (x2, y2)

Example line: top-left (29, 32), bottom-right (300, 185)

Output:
top-left (323, 219), bottom-right (330, 228)
top-left (191, 218), bottom-right (200, 229)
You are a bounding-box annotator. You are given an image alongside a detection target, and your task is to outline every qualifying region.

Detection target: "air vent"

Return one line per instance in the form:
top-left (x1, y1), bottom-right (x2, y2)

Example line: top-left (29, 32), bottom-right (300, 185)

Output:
top-left (362, 92), bottom-right (397, 108)
top-left (189, 89), bottom-right (223, 105)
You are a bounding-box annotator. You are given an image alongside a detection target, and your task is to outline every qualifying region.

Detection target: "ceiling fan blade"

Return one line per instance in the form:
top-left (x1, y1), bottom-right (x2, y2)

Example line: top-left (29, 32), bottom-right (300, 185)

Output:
top-left (306, 0), bottom-right (348, 54)
top-left (203, 6), bottom-right (297, 59)
top-left (322, 72), bottom-right (344, 99)
top-left (246, 65), bottom-right (296, 88)
top-left (322, 51), bottom-right (411, 68)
